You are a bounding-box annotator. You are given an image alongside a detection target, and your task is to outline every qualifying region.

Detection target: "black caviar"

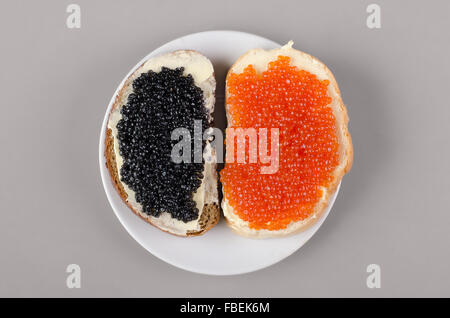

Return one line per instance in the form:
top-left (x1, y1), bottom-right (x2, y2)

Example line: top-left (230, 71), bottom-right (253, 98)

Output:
top-left (116, 67), bottom-right (209, 222)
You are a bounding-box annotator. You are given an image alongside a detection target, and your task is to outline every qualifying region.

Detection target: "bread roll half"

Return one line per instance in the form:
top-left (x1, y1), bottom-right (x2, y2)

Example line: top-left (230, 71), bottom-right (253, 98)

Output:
top-left (105, 50), bottom-right (219, 236)
top-left (222, 41), bottom-right (353, 238)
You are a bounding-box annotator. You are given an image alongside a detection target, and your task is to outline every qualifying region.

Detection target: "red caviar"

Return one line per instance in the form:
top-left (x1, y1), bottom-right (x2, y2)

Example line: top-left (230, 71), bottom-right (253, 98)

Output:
top-left (220, 55), bottom-right (340, 230)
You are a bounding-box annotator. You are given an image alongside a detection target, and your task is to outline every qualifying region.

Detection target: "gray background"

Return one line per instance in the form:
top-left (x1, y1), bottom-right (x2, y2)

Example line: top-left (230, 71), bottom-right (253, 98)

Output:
top-left (1, 0), bottom-right (449, 297)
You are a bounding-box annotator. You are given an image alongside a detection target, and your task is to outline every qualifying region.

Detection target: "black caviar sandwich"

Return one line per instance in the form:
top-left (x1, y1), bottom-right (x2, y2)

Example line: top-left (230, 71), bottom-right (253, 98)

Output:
top-left (105, 51), bottom-right (219, 236)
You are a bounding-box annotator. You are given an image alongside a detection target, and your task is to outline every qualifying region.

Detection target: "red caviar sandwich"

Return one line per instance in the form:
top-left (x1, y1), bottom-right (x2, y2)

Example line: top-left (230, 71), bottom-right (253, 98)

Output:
top-left (220, 41), bottom-right (353, 238)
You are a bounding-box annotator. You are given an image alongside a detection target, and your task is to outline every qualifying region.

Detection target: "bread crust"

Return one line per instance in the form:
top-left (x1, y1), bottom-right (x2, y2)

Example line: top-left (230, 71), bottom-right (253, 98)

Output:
top-left (222, 42), bottom-right (353, 238)
top-left (105, 50), bottom-right (220, 237)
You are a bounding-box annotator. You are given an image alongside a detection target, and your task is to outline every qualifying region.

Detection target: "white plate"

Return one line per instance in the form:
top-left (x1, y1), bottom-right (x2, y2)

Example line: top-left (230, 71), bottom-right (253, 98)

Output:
top-left (99, 30), bottom-right (340, 275)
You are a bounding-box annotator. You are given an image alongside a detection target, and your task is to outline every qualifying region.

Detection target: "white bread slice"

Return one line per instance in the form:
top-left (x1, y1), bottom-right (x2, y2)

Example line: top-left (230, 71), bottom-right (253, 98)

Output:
top-left (222, 41), bottom-right (353, 238)
top-left (105, 50), bottom-right (219, 236)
